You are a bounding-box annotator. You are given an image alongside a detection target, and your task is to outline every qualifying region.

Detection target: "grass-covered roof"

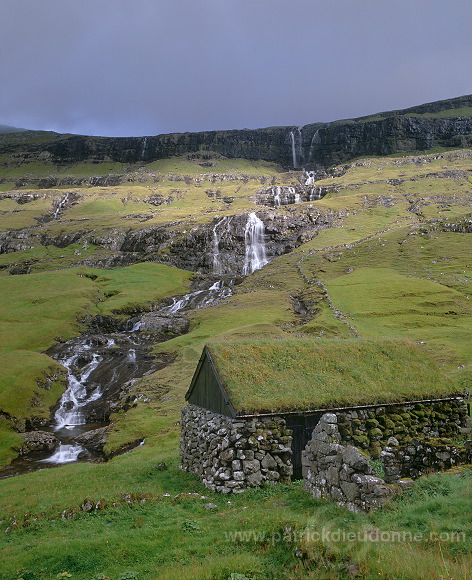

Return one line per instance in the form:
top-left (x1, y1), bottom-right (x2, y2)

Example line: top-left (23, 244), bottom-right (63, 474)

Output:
top-left (206, 339), bottom-right (457, 414)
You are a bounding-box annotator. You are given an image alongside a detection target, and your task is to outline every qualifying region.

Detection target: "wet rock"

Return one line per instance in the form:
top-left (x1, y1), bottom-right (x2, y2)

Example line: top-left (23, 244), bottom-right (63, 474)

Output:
top-left (16, 431), bottom-right (59, 457)
top-left (72, 427), bottom-right (108, 453)
top-left (139, 313), bottom-right (190, 334)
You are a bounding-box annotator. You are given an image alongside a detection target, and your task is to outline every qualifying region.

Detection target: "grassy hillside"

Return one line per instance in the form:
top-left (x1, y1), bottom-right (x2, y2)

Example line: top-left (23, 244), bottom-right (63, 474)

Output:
top-left (0, 143), bottom-right (471, 579)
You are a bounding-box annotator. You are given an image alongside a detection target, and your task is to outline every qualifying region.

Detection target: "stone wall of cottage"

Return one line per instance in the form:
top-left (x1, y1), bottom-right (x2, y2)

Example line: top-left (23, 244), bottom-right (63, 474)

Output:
top-left (381, 437), bottom-right (471, 482)
top-left (303, 413), bottom-right (403, 512)
top-left (303, 407), bottom-right (471, 512)
top-left (180, 405), bottom-right (293, 493)
top-left (335, 399), bottom-right (468, 460)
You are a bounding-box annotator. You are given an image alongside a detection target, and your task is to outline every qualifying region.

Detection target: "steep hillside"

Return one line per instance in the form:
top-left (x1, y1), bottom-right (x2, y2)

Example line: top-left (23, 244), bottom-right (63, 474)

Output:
top-left (0, 146), bottom-right (471, 462)
top-left (0, 127), bottom-right (471, 578)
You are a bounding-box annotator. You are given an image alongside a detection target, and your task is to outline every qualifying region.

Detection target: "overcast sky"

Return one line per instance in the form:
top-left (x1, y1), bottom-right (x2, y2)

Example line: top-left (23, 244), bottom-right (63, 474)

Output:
top-left (2, 0), bottom-right (471, 137)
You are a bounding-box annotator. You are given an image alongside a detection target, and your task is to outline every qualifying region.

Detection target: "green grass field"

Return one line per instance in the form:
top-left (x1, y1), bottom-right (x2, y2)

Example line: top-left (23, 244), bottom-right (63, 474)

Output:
top-left (0, 146), bottom-right (471, 579)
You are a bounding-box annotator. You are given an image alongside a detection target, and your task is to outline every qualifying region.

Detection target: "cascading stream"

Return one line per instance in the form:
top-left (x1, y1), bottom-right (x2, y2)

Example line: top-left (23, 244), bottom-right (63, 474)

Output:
top-left (8, 213), bottom-right (269, 474)
top-left (36, 278), bottom-right (234, 468)
top-left (54, 351), bottom-right (102, 430)
top-left (53, 192), bottom-right (70, 219)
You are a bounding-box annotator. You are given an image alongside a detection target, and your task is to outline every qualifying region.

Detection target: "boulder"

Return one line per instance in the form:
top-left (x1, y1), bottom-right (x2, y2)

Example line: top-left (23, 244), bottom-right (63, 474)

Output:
top-left (139, 314), bottom-right (190, 334)
top-left (16, 431), bottom-right (59, 457)
top-left (72, 427), bottom-right (108, 453)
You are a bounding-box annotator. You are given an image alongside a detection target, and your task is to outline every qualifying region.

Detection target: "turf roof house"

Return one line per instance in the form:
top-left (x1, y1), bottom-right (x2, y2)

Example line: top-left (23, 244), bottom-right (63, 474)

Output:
top-left (180, 339), bottom-right (468, 493)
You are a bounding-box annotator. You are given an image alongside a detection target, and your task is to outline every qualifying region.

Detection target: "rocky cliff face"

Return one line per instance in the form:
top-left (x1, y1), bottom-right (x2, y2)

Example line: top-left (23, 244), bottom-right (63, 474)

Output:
top-left (2, 95), bottom-right (471, 170)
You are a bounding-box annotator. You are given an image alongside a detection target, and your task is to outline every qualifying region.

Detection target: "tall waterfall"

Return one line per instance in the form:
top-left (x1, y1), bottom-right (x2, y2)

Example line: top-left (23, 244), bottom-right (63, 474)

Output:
top-left (308, 130), bottom-right (320, 163)
top-left (53, 192), bottom-right (70, 220)
top-left (141, 137), bottom-right (148, 159)
top-left (290, 132), bottom-right (298, 169)
top-left (298, 127), bottom-right (303, 166)
top-left (242, 213), bottom-right (268, 275)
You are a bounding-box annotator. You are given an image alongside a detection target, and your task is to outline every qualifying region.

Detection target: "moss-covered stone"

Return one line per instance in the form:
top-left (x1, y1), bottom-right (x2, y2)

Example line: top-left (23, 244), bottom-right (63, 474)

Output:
top-left (352, 435), bottom-right (369, 447)
top-left (389, 414), bottom-right (404, 423)
top-left (369, 428), bottom-right (383, 439)
top-left (434, 412), bottom-right (447, 421)
top-left (369, 441), bottom-right (382, 459)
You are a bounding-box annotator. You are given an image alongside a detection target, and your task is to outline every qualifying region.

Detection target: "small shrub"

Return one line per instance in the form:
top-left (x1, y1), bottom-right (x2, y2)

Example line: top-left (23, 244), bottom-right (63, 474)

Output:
top-left (369, 459), bottom-right (385, 478)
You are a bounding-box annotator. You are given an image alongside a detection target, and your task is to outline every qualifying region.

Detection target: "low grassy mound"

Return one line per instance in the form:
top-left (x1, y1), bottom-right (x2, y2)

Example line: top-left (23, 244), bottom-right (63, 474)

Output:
top-left (207, 338), bottom-right (456, 414)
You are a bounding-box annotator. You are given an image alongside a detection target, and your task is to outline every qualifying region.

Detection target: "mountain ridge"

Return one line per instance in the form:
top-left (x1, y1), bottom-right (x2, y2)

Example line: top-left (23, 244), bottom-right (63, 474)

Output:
top-left (2, 94), bottom-right (472, 169)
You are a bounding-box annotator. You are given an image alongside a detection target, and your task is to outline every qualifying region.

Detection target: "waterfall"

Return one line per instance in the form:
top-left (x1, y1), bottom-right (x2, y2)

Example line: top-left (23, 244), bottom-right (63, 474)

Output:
top-left (305, 171), bottom-right (316, 185)
top-left (212, 216), bottom-right (229, 275)
top-left (131, 320), bottom-right (141, 332)
top-left (272, 186), bottom-right (305, 206)
top-left (242, 213), bottom-right (268, 275)
top-left (290, 132), bottom-right (297, 169)
top-left (273, 186), bottom-right (282, 206)
top-left (298, 127), bottom-right (304, 167)
top-left (308, 130), bottom-right (320, 163)
top-left (42, 444), bottom-right (84, 464)
top-left (309, 186), bottom-right (322, 201)
top-left (53, 192), bottom-right (69, 219)
top-left (141, 137), bottom-right (148, 159)
top-left (41, 348), bottom-right (103, 464)
top-left (160, 289), bottom-right (206, 314)
top-left (54, 351), bottom-right (103, 429)
top-left (160, 280), bottom-right (233, 314)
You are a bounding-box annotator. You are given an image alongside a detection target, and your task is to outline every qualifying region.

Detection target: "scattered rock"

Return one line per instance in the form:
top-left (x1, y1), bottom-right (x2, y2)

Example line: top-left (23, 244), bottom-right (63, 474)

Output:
top-left (204, 503), bottom-right (218, 510)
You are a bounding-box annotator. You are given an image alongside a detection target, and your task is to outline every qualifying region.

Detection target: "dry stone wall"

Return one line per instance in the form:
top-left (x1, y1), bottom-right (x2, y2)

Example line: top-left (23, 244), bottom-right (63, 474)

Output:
top-left (335, 399), bottom-right (467, 460)
top-left (180, 405), bottom-right (293, 493)
top-left (381, 437), bottom-right (471, 482)
top-left (303, 405), bottom-right (471, 512)
top-left (302, 414), bottom-right (403, 512)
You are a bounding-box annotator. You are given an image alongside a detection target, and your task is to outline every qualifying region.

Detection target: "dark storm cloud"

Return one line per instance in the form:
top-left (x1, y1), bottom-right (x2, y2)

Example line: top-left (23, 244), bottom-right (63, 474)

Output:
top-left (2, 0), bottom-right (471, 136)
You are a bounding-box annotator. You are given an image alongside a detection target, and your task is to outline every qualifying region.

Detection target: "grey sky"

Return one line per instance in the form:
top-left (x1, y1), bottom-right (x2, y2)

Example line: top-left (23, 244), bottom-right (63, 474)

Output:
top-left (2, 0), bottom-right (471, 137)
